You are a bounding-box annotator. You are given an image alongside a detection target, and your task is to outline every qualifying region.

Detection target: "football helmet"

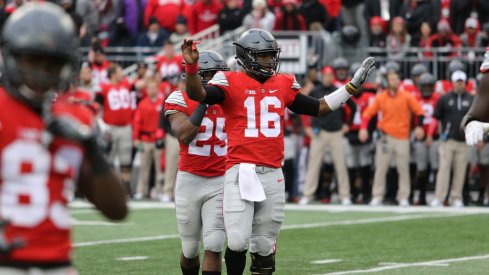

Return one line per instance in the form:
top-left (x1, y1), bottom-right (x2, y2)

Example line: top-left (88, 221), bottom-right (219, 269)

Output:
top-left (1, 2), bottom-right (79, 111)
top-left (410, 63), bottom-right (428, 78)
top-left (234, 29), bottom-right (281, 78)
top-left (198, 50), bottom-right (229, 85)
top-left (419, 72), bottom-right (435, 98)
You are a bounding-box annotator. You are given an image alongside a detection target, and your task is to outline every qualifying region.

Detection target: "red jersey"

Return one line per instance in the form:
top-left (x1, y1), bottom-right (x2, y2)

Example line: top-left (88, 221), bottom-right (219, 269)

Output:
top-left (90, 61), bottom-right (111, 87)
top-left (155, 55), bottom-right (184, 80)
top-left (144, 0), bottom-right (184, 32)
top-left (187, 0), bottom-right (223, 34)
top-left (399, 79), bottom-right (421, 98)
top-left (0, 89), bottom-right (92, 265)
top-left (350, 92), bottom-right (375, 131)
top-left (208, 71), bottom-right (300, 168)
top-left (133, 96), bottom-right (165, 142)
top-left (165, 90), bottom-right (226, 177)
top-left (98, 81), bottom-right (136, 126)
top-left (417, 93), bottom-right (441, 134)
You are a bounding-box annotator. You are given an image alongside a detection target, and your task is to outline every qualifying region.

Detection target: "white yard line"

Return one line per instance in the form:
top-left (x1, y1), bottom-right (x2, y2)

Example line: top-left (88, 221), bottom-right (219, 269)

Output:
top-left (74, 234), bottom-right (180, 247)
top-left (281, 213), bottom-right (466, 230)
top-left (69, 200), bottom-right (489, 214)
top-left (321, 254), bottom-right (489, 275)
top-left (74, 213), bottom-right (464, 248)
top-left (71, 219), bottom-right (131, 226)
top-left (116, 256), bottom-right (149, 261)
top-left (311, 259), bottom-right (343, 265)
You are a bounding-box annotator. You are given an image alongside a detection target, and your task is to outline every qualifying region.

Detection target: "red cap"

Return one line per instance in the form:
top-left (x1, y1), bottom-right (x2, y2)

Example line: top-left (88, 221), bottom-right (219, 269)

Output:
top-left (321, 66), bottom-right (334, 75)
top-left (370, 16), bottom-right (383, 27)
top-left (282, 0), bottom-right (297, 6)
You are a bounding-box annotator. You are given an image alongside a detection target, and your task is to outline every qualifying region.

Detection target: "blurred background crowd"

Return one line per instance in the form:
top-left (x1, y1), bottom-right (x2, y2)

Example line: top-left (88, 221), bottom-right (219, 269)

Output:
top-left (0, 0), bottom-right (488, 207)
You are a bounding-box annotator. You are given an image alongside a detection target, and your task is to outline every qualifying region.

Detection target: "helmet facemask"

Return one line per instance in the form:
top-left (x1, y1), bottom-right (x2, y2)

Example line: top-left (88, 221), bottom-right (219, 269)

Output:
top-left (237, 45), bottom-right (281, 78)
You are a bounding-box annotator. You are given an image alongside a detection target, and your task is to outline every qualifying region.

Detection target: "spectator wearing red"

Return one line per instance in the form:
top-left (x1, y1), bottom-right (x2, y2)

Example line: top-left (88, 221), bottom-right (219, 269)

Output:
top-left (425, 19), bottom-right (461, 58)
top-left (273, 0), bottom-right (307, 31)
top-left (411, 21), bottom-right (432, 49)
top-left (90, 44), bottom-right (111, 87)
top-left (320, 0), bottom-right (341, 32)
top-left (460, 17), bottom-right (485, 47)
top-left (401, 0), bottom-right (438, 37)
top-left (268, 0), bottom-right (283, 14)
top-left (133, 78), bottom-right (165, 200)
top-left (438, 0), bottom-right (450, 24)
top-left (187, 0), bottom-right (223, 34)
top-left (368, 16), bottom-right (387, 49)
top-left (155, 41), bottom-right (184, 83)
top-left (364, 0), bottom-right (403, 26)
top-left (144, 0), bottom-right (184, 33)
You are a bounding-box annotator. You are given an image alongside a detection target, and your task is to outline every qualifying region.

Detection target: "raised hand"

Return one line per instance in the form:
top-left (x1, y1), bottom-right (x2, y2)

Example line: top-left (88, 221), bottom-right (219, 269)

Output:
top-left (466, 120), bottom-right (489, 146)
top-left (350, 57), bottom-right (376, 88)
top-left (181, 39), bottom-right (200, 65)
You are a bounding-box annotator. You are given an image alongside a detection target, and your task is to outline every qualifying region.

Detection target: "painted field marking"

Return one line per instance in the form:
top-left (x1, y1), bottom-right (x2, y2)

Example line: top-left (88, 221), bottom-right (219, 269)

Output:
top-left (311, 259), bottom-right (343, 265)
top-left (321, 254), bottom-right (489, 274)
top-left (74, 213), bottom-right (465, 248)
top-left (116, 256), bottom-right (148, 261)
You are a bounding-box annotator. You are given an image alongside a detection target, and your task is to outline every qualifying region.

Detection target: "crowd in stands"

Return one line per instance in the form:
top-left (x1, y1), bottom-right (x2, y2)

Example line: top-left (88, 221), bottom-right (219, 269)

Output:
top-left (0, 0), bottom-right (488, 208)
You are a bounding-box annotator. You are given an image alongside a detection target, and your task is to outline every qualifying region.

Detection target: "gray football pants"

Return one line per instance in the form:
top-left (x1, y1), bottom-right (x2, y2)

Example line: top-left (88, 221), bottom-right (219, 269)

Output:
top-left (223, 164), bottom-right (285, 257)
top-left (175, 170), bottom-right (225, 259)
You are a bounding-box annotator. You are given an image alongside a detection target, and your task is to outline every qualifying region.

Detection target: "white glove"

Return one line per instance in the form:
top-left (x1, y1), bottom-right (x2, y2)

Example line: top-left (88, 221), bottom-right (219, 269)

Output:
top-left (350, 56), bottom-right (376, 88)
top-left (465, 120), bottom-right (489, 146)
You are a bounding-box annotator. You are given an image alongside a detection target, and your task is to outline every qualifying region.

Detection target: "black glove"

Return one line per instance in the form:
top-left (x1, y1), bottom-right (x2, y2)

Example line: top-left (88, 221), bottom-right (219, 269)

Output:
top-left (155, 139), bottom-right (165, 149)
top-left (0, 220), bottom-right (25, 255)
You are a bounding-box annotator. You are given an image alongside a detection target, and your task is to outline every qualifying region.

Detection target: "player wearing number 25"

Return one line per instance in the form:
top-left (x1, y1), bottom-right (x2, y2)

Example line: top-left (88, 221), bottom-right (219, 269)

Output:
top-left (182, 29), bottom-right (376, 275)
top-left (0, 3), bottom-right (127, 274)
top-left (164, 50), bottom-right (228, 275)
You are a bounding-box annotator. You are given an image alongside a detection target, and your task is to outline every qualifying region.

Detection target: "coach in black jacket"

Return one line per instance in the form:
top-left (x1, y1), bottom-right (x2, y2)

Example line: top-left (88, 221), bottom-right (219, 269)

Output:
top-left (431, 70), bottom-right (474, 208)
top-left (299, 67), bottom-right (357, 205)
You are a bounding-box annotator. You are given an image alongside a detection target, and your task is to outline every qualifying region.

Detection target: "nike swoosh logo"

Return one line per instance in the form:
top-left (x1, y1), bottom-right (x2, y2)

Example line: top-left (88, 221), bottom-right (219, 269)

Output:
top-left (270, 90), bottom-right (278, 93)
top-left (277, 179), bottom-right (284, 183)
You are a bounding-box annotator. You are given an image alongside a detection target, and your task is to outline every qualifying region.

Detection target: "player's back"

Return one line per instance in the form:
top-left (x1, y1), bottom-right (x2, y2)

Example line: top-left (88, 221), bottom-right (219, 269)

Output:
top-left (0, 89), bottom-right (92, 265)
top-left (165, 90), bottom-right (227, 177)
top-left (208, 71), bottom-right (300, 168)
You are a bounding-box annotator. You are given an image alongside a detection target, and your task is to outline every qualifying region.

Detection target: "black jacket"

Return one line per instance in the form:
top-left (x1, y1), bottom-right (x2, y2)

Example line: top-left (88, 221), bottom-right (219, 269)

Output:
top-left (218, 7), bottom-right (244, 34)
top-left (299, 0), bottom-right (328, 29)
top-left (309, 84), bottom-right (357, 132)
top-left (401, 0), bottom-right (438, 36)
top-left (364, 0), bottom-right (402, 24)
top-left (434, 91), bottom-right (474, 142)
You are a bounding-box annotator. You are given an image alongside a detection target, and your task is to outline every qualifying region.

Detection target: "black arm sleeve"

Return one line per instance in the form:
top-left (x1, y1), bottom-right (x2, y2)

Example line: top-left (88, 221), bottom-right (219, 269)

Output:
top-left (287, 94), bottom-right (320, 116)
top-left (417, 115), bottom-right (424, 127)
top-left (203, 85), bottom-right (225, 104)
top-left (95, 94), bottom-right (104, 105)
top-left (345, 99), bottom-right (357, 125)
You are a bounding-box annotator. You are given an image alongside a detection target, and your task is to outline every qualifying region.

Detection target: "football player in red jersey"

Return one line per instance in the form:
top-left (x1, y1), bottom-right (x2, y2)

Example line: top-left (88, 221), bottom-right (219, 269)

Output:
top-left (332, 57), bottom-right (351, 87)
top-left (181, 29), bottom-right (375, 275)
top-left (156, 41), bottom-right (184, 87)
top-left (399, 63), bottom-right (428, 99)
top-left (165, 50), bottom-right (229, 275)
top-left (414, 73), bottom-right (441, 205)
top-left (95, 64), bottom-right (136, 196)
top-left (345, 76), bottom-right (377, 204)
top-left (464, 49), bottom-right (489, 145)
top-left (0, 2), bottom-right (127, 273)
top-left (89, 43), bottom-right (111, 88)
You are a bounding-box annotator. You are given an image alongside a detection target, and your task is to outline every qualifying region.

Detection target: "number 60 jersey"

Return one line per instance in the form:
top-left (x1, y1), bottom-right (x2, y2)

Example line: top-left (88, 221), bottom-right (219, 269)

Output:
top-left (165, 90), bottom-right (227, 177)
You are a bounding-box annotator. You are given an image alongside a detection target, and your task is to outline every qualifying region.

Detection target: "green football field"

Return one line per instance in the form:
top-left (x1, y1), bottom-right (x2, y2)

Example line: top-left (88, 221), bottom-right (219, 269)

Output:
top-left (71, 201), bottom-right (489, 274)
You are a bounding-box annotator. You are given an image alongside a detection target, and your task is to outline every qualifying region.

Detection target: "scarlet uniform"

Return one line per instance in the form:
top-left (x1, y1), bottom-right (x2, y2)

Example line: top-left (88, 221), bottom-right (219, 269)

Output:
top-left (208, 71), bottom-right (300, 169)
top-left (350, 92), bottom-right (375, 131)
top-left (133, 96), bottom-right (165, 142)
top-left (418, 92), bottom-right (441, 134)
top-left (0, 89), bottom-right (93, 265)
top-left (399, 79), bottom-right (421, 98)
top-left (98, 80), bottom-right (135, 126)
top-left (155, 55), bottom-right (184, 80)
top-left (90, 60), bottom-right (111, 87)
top-left (165, 90), bottom-right (226, 177)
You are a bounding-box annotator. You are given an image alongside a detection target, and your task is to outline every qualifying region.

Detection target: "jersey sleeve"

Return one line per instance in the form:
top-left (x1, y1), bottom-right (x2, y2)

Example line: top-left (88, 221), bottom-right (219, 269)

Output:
top-left (164, 90), bottom-right (188, 117)
top-left (284, 74), bottom-right (301, 106)
top-left (208, 71), bottom-right (230, 92)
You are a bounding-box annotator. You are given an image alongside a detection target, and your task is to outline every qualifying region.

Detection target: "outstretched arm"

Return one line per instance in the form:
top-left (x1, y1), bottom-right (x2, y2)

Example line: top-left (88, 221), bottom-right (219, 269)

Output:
top-left (288, 57), bottom-right (376, 116)
top-left (463, 73), bottom-right (489, 145)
